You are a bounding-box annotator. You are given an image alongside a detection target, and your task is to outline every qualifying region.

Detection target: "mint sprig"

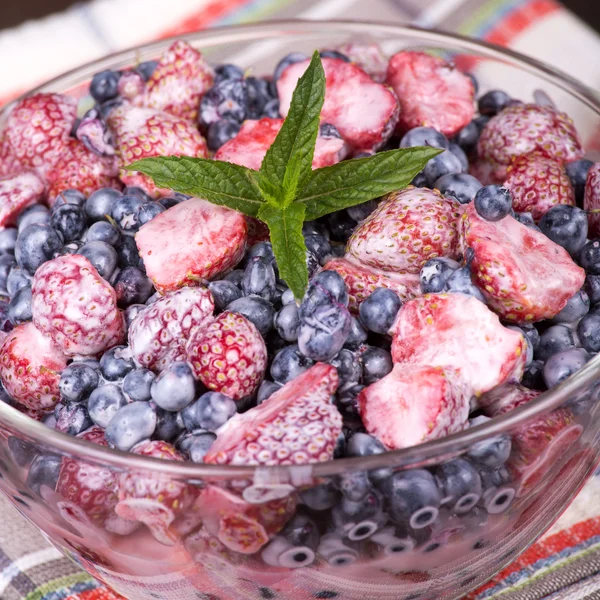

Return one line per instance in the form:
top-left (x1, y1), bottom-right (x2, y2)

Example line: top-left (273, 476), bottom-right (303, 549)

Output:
top-left (128, 52), bottom-right (441, 299)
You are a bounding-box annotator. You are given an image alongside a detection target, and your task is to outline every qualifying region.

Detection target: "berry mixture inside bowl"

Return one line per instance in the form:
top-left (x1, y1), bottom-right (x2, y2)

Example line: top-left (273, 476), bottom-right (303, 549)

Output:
top-left (0, 37), bottom-right (598, 595)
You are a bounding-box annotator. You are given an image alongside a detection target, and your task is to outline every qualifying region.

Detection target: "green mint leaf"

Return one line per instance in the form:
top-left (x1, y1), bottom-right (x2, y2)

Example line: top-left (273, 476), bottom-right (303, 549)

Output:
top-left (127, 156), bottom-right (264, 217)
top-left (258, 203), bottom-right (308, 300)
top-left (260, 51), bottom-right (325, 200)
top-left (296, 147), bottom-right (443, 221)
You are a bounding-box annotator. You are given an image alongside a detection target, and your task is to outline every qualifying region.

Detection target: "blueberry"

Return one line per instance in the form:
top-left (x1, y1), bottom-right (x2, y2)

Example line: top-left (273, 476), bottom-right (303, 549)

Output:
top-left (85, 221), bottom-right (119, 246)
top-left (59, 363), bottom-right (99, 403)
top-left (206, 280), bottom-right (240, 311)
top-left (151, 362), bottom-right (196, 411)
top-left (434, 173), bottom-right (482, 205)
top-left (0, 254), bottom-right (15, 292)
top-left (478, 466), bottom-right (516, 514)
top-left (424, 150), bottom-right (464, 186)
top-left (123, 186), bottom-right (152, 202)
top-left (332, 488), bottom-right (384, 540)
top-left (335, 385), bottom-right (363, 428)
top-left (111, 194), bottom-right (144, 231)
top-left (454, 121), bottom-right (480, 154)
top-left (115, 235), bottom-right (142, 269)
top-left (337, 470), bottom-right (371, 502)
top-left (443, 262), bottom-right (486, 303)
top-left (467, 432), bottom-right (511, 468)
top-left (346, 432), bottom-right (385, 457)
top-left (359, 288), bottom-right (401, 334)
top-left (506, 326), bottom-right (533, 365)
top-left (78, 240), bottom-right (118, 279)
top-left (346, 199), bottom-right (379, 223)
top-left (304, 235), bottom-right (332, 264)
top-left (274, 52), bottom-right (308, 82)
top-left (577, 312), bottom-right (600, 353)
top-left (478, 90), bottom-right (512, 116)
top-left (586, 275), bottom-right (600, 306)
top-left (214, 63), bottom-right (245, 83)
top-left (543, 347), bottom-right (589, 388)
top-left (0, 301), bottom-right (11, 334)
top-left (56, 240), bottom-right (85, 257)
top-left (26, 454), bottom-right (61, 494)
top-left (136, 202), bottom-right (164, 226)
top-left (0, 228), bottom-right (18, 254)
top-left (300, 481), bottom-right (340, 511)
top-left (136, 60), bottom-right (158, 81)
top-left (522, 360), bottom-right (546, 390)
top-left (177, 430), bottom-right (216, 462)
top-left (113, 266), bottom-right (153, 307)
top-left (275, 302), bottom-right (300, 342)
top-left (18, 204), bottom-right (50, 231)
top-left (539, 205), bottom-right (588, 256)
top-left (400, 127), bottom-right (449, 150)
top-left (245, 241), bottom-right (275, 265)
top-left (257, 380), bottom-right (282, 404)
top-left (411, 171), bottom-right (428, 187)
top-left (120, 369), bottom-right (153, 403)
top-left (565, 159), bottom-right (594, 204)
top-left (319, 49), bottom-right (350, 61)
top-left (270, 344), bottom-right (314, 384)
top-left (579, 240), bottom-right (600, 274)
top-left (419, 257), bottom-right (461, 294)
top-left (362, 347), bottom-right (393, 385)
top-left (54, 401), bottom-right (93, 436)
top-left (181, 391), bottom-right (236, 431)
top-left (310, 271), bottom-right (349, 306)
top-left (434, 459), bottom-right (482, 513)
top-left (8, 285), bottom-right (32, 325)
top-left (448, 142), bottom-right (469, 172)
top-left (303, 221), bottom-right (329, 240)
top-left (327, 211), bottom-right (357, 243)
top-left (90, 70), bottom-right (121, 103)
top-left (200, 79), bottom-right (248, 129)
top-left (88, 384), bottom-right (127, 428)
top-left (105, 401), bottom-right (157, 451)
top-left (262, 514), bottom-right (320, 569)
top-left (536, 324), bottom-right (576, 361)
top-left (152, 408), bottom-right (185, 443)
top-left (262, 98), bottom-right (280, 118)
top-left (319, 123), bottom-right (342, 139)
top-left (344, 317), bottom-right (368, 349)
top-left (85, 188), bottom-right (122, 222)
top-left (227, 295), bottom-right (274, 337)
top-left (15, 224), bottom-right (63, 275)
top-left (518, 323), bottom-right (540, 352)
top-left (330, 349), bottom-right (361, 391)
top-left (242, 256), bottom-right (277, 301)
top-left (474, 185), bottom-right (512, 221)
top-left (157, 193), bottom-right (189, 209)
top-left (206, 118), bottom-right (241, 151)
top-left (246, 76), bottom-right (273, 119)
top-left (514, 212), bottom-right (535, 227)
top-left (8, 436), bottom-right (37, 468)
top-left (99, 345), bottom-right (135, 381)
top-left (551, 289), bottom-right (590, 324)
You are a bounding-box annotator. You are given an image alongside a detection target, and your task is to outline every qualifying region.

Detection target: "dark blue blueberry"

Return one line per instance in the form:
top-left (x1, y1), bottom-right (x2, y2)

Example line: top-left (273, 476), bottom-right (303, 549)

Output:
top-left (262, 514), bottom-right (319, 569)
top-left (200, 79), bottom-right (248, 128)
top-left (423, 150), bottom-right (464, 186)
top-left (153, 408), bottom-right (185, 443)
top-left (274, 52), bottom-right (308, 82)
top-left (8, 285), bottom-right (32, 325)
top-left (454, 121), bottom-right (480, 154)
top-left (577, 311), bottom-right (600, 353)
top-left (270, 344), bottom-right (314, 384)
top-left (100, 345), bottom-right (135, 381)
top-left (330, 349), bottom-right (361, 392)
top-left (337, 471), bottom-right (371, 502)
top-left (54, 401), bottom-right (93, 436)
top-left (97, 98), bottom-right (123, 119)
top-left (275, 302), bottom-right (300, 342)
top-left (474, 115), bottom-right (490, 132)
top-left (332, 489), bottom-right (384, 540)
top-left (361, 346), bottom-right (393, 385)
top-left (359, 288), bottom-right (401, 334)
top-left (257, 380), bottom-right (282, 404)
top-left (539, 205), bottom-right (588, 255)
top-left (519, 323), bottom-right (540, 352)
top-left (514, 211), bottom-right (535, 226)
top-left (150, 361), bottom-right (197, 411)
top-left (0, 228), bottom-right (17, 254)
top-left (49, 204), bottom-right (85, 243)
top-left (467, 429), bottom-right (511, 468)
top-left (478, 466), bottom-right (516, 514)
top-left (346, 432), bottom-right (385, 457)
top-left (474, 185), bottom-right (512, 221)
top-left (115, 235), bottom-right (142, 269)
top-left (227, 295), bottom-right (274, 337)
top-left (79, 240), bottom-right (118, 279)
top-left (0, 254), bottom-right (15, 293)
top-left (246, 76), bottom-right (273, 119)
top-left (434, 459), bottom-right (482, 513)
top-left (309, 271), bottom-right (349, 306)
top-left (536, 324), bottom-right (576, 361)
top-left (443, 262), bottom-right (486, 303)
top-left (90, 70), bottom-right (121, 103)
top-left (304, 235), bottom-right (332, 264)
top-left (344, 316), bottom-right (368, 350)
top-left (262, 98), bottom-right (280, 118)
top-left (300, 481), bottom-right (339, 511)
top-left (306, 250), bottom-right (320, 279)
top-left (478, 90), bottom-right (512, 116)
top-left (84, 188), bottom-right (122, 222)
top-left (521, 359), bottom-right (546, 390)
top-left (400, 127), bottom-right (448, 150)
top-left (181, 391), bottom-right (236, 431)
top-left (136, 60), bottom-right (158, 81)
top-left (551, 289), bottom-right (590, 324)
top-left (26, 454), bottom-right (60, 494)
top-left (177, 430), bottom-right (216, 462)
top-left (214, 63), bottom-right (245, 83)
top-left (585, 274), bottom-right (600, 306)
top-left (505, 326), bottom-right (532, 365)
top-left (105, 401), bottom-right (157, 451)
top-left (319, 123), bottom-right (342, 139)
top-left (319, 49), bottom-right (349, 61)
top-left (136, 201), bottom-right (164, 226)
top-left (111, 194), bottom-right (144, 232)
top-left (327, 210), bottom-right (357, 243)
top-left (543, 347), bottom-right (589, 388)
top-left (434, 173), bottom-right (482, 205)
top-left (208, 280), bottom-right (242, 311)
top-left (303, 221), bottom-right (329, 240)
top-left (15, 224), bottom-right (63, 275)
top-left (579, 240), bottom-right (600, 274)
top-left (59, 363), bottom-right (99, 403)
top-left (335, 385), bottom-right (363, 429)
top-left (411, 171), bottom-right (428, 187)
top-left (17, 204), bottom-right (49, 231)
top-left (53, 189), bottom-right (87, 208)
top-left (86, 221), bottom-right (120, 246)
top-left (419, 257), bottom-right (460, 294)
top-left (242, 256), bottom-right (277, 301)
top-left (206, 118), bottom-right (241, 151)
top-left (8, 436), bottom-right (37, 468)
top-left (245, 241), bottom-right (275, 265)
top-left (448, 142), bottom-right (469, 172)
top-left (0, 301), bottom-right (12, 334)
top-left (113, 266), bottom-right (153, 307)
top-left (56, 240), bottom-right (84, 257)
top-left (122, 368), bottom-right (155, 402)
top-left (346, 199), bottom-right (379, 223)
top-left (123, 186), bottom-right (152, 202)
top-left (565, 159), bottom-right (594, 205)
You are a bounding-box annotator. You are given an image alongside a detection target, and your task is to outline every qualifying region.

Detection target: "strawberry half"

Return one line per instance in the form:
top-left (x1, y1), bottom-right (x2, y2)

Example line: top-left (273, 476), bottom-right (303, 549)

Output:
top-left (336, 42), bottom-right (387, 82)
top-left (358, 363), bottom-right (471, 449)
top-left (503, 153), bottom-right (575, 220)
top-left (0, 134), bottom-right (23, 177)
top-left (31, 254), bottom-right (125, 357)
top-left (0, 322), bottom-right (67, 410)
top-left (135, 197), bottom-right (247, 293)
top-left (346, 187), bottom-right (462, 274)
top-left (129, 286), bottom-right (214, 372)
top-left (145, 40), bottom-right (214, 121)
top-left (187, 311), bottom-right (267, 401)
top-left (0, 171), bottom-right (45, 227)
top-left (277, 58), bottom-right (399, 152)
top-left (584, 162), bottom-right (600, 237)
top-left (116, 440), bottom-right (197, 545)
top-left (390, 293), bottom-right (526, 396)
top-left (386, 51), bottom-right (475, 137)
top-left (461, 202), bottom-right (585, 322)
top-left (204, 363), bottom-right (341, 466)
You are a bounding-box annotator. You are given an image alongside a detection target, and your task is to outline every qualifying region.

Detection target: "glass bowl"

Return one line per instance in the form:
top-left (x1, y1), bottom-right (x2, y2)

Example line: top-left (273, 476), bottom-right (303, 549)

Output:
top-left (1, 20), bottom-right (600, 600)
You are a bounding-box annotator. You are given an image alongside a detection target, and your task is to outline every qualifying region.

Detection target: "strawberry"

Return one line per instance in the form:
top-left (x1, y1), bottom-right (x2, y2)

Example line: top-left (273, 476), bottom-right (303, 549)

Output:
top-left (45, 138), bottom-right (120, 206)
top-left (115, 440), bottom-right (197, 545)
top-left (479, 383), bottom-right (541, 415)
top-left (107, 104), bottom-right (208, 197)
top-left (0, 171), bottom-right (45, 227)
top-left (277, 58), bottom-right (399, 152)
top-left (584, 162), bottom-right (600, 237)
top-left (3, 93), bottom-right (77, 173)
top-left (346, 187), bottom-right (462, 274)
top-left (477, 104), bottom-right (584, 181)
top-left (0, 134), bottom-right (23, 177)
top-left (31, 254), bottom-right (125, 357)
top-left (204, 362), bottom-right (341, 466)
top-left (321, 256), bottom-right (421, 312)
top-left (117, 70), bottom-right (146, 103)
top-left (187, 311), bottom-right (267, 400)
top-left (0, 322), bottom-right (67, 410)
top-left (390, 293), bottom-right (526, 396)
top-left (129, 286), bottom-right (214, 372)
top-left (469, 157), bottom-right (506, 186)
top-left (461, 202), bottom-right (585, 322)
top-left (336, 42), bottom-right (387, 82)
top-left (135, 197), bottom-right (247, 293)
top-left (56, 426), bottom-right (118, 527)
top-left (145, 40), bottom-right (214, 121)
top-left (503, 153), bottom-right (575, 220)
top-left (246, 216), bottom-right (270, 245)
top-left (214, 117), bottom-right (348, 170)
top-left (385, 51), bottom-right (475, 137)
top-left (358, 364), bottom-right (470, 449)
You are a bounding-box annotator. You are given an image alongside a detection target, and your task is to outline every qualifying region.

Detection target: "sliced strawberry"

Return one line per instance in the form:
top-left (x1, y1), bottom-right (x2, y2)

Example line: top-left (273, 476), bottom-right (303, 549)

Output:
top-left (246, 216), bottom-right (270, 245)
top-left (461, 202), bottom-right (585, 322)
top-left (385, 51), bottom-right (475, 137)
top-left (277, 58), bottom-right (399, 152)
top-left (0, 322), bottom-right (67, 410)
top-left (479, 383), bottom-right (541, 415)
top-left (31, 254), bottom-right (125, 357)
top-left (390, 293), bottom-right (526, 395)
top-left (145, 40), bottom-right (214, 121)
top-left (0, 134), bottom-right (23, 177)
top-left (187, 311), bottom-right (266, 400)
top-left (0, 171), bottom-right (45, 227)
top-left (584, 162), bottom-right (600, 237)
top-left (503, 153), bottom-right (575, 220)
top-left (107, 104), bottom-right (208, 197)
top-left (321, 256), bottom-right (421, 312)
top-left (129, 286), bottom-right (214, 372)
top-left (358, 363), bottom-right (470, 449)
top-left (469, 157), bottom-right (505, 186)
top-left (346, 187), bottom-right (462, 274)
top-left (336, 42), bottom-right (387, 82)
top-left (135, 197), bottom-right (247, 293)
top-left (56, 426), bottom-right (118, 527)
top-left (204, 363), bottom-right (341, 466)
top-left (477, 104), bottom-right (584, 180)
top-left (116, 440), bottom-right (197, 545)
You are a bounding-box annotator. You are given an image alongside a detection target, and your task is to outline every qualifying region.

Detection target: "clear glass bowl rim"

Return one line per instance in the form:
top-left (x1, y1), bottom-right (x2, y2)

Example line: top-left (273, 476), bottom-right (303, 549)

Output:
top-left (1, 19), bottom-right (600, 479)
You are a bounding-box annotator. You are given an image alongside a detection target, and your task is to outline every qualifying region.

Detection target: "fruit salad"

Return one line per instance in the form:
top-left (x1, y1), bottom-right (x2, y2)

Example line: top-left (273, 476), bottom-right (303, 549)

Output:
top-left (0, 38), bottom-right (597, 599)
